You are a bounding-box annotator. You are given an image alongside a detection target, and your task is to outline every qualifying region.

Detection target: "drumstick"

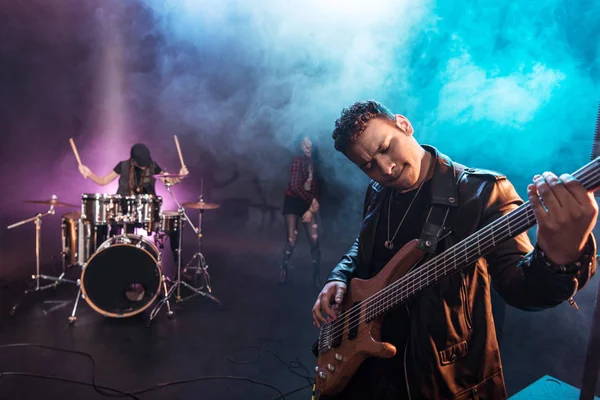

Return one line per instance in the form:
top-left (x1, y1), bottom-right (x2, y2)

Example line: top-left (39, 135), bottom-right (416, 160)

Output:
top-left (69, 138), bottom-right (82, 166)
top-left (173, 135), bottom-right (186, 167)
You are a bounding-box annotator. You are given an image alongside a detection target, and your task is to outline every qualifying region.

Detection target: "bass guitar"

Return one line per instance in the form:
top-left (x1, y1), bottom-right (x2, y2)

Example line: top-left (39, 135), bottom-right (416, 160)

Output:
top-left (313, 157), bottom-right (600, 397)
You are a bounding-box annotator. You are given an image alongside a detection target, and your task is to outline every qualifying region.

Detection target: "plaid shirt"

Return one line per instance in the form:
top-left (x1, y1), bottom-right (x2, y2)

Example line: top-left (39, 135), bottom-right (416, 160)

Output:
top-left (285, 155), bottom-right (318, 204)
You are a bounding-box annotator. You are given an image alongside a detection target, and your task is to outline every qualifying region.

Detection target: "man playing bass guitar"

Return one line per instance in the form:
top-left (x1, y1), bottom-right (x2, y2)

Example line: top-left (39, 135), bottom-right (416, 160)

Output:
top-left (311, 100), bottom-right (598, 399)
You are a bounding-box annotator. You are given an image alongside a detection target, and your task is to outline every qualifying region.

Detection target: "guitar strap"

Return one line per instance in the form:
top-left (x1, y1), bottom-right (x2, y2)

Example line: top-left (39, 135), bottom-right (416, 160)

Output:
top-left (417, 156), bottom-right (462, 255)
top-left (417, 204), bottom-right (450, 255)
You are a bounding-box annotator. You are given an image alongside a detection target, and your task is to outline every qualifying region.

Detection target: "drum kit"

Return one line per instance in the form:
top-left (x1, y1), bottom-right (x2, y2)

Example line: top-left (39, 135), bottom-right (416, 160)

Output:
top-left (7, 173), bottom-right (222, 325)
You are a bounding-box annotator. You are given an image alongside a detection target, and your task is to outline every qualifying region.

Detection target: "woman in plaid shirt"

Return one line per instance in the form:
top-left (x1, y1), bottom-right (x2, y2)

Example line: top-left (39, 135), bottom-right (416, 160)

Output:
top-left (280, 136), bottom-right (321, 287)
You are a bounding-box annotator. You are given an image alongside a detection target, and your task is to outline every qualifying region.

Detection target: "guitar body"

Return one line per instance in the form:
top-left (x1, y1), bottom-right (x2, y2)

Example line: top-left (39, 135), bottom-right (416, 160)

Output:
top-left (315, 239), bottom-right (426, 397)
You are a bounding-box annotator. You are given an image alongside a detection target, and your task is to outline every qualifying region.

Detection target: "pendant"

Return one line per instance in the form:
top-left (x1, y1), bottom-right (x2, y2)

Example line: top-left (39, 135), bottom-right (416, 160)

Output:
top-left (384, 240), bottom-right (394, 250)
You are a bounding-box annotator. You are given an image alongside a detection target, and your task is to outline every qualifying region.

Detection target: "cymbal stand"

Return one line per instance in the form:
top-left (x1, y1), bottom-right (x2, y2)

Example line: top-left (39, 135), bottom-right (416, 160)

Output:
top-left (148, 181), bottom-right (220, 324)
top-left (183, 196), bottom-right (212, 291)
top-left (8, 197), bottom-right (78, 316)
top-left (182, 177), bottom-right (217, 294)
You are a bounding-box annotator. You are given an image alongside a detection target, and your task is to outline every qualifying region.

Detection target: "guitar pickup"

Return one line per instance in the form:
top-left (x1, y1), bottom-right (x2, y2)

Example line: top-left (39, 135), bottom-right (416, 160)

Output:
top-left (332, 310), bottom-right (345, 348)
top-left (347, 301), bottom-right (360, 340)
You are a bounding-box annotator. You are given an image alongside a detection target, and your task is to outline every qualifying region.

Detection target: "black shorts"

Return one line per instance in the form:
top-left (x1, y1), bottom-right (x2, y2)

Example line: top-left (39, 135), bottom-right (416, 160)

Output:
top-left (282, 195), bottom-right (310, 216)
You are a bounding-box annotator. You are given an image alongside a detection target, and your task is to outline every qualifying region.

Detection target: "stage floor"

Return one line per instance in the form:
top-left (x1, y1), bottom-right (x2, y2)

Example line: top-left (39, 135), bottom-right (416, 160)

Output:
top-left (0, 229), bottom-right (325, 400)
top-left (0, 229), bottom-right (598, 399)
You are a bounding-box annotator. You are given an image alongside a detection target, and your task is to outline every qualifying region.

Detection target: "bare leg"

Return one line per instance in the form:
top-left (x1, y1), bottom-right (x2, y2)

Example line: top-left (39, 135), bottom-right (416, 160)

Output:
top-left (303, 215), bottom-right (321, 288)
top-left (280, 214), bottom-right (299, 285)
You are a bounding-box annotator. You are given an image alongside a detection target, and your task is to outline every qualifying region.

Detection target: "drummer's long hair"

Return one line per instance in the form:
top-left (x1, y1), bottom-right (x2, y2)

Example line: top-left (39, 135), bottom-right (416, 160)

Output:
top-left (128, 160), bottom-right (149, 195)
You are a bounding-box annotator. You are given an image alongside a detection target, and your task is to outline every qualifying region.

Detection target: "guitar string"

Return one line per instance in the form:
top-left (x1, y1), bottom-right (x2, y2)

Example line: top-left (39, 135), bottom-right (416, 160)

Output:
top-left (320, 165), bottom-right (598, 348)
top-left (319, 164), bottom-right (599, 349)
top-left (319, 203), bottom-right (536, 348)
top-left (320, 197), bottom-right (574, 349)
top-left (319, 161), bottom-right (598, 342)
top-left (365, 166), bottom-right (600, 318)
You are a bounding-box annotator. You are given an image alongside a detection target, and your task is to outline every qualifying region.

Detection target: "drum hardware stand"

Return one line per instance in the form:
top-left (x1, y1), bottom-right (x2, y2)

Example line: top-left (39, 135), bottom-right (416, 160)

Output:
top-left (183, 195), bottom-right (212, 291)
top-left (177, 177), bottom-right (220, 302)
top-left (7, 196), bottom-right (78, 316)
top-left (148, 180), bottom-right (221, 324)
top-left (69, 282), bottom-right (82, 324)
top-left (68, 234), bottom-right (114, 324)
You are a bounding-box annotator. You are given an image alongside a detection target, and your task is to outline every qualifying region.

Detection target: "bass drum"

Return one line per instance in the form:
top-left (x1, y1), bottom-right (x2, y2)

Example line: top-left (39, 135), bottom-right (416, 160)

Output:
top-left (81, 234), bottom-right (162, 318)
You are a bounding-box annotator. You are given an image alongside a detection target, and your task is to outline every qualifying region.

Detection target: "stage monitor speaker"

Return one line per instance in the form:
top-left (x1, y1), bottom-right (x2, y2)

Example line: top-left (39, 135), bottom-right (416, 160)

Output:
top-left (510, 375), bottom-right (600, 400)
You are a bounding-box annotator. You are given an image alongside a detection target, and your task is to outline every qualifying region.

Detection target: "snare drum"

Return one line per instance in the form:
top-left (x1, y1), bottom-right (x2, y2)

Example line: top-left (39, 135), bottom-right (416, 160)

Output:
top-left (61, 212), bottom-right (95, 267)
top-left (119, 195), bottom-right (162, 229)
top-left (158, 211), bottom-right (181, 234)
top-left (80, 234), bottom-right (162, 318)
top-left (81, 193), bottom-right (120, 225)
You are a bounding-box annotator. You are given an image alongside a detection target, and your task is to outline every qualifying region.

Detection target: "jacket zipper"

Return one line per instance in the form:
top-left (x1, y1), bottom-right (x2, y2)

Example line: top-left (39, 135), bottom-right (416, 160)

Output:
top-left (460, 271), bottom-right (472, 330)
top-left (404, 304), bottom-right (412, 400)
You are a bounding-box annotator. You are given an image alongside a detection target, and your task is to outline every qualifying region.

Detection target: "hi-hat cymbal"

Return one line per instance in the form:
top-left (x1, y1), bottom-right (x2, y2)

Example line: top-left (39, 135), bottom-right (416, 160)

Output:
top-left (24, 199), bottom-right (79, 208)
top-left (182, 201), bottom-right (220, 210)
top-left (153, 173), bottom-right (189, 179)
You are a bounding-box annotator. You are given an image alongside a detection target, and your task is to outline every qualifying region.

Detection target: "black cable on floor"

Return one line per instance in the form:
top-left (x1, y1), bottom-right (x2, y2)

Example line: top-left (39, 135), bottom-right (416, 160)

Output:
top-left (127, 376), bottom-right (286, 398)
top-left (0, 343), bottom-right (139, 399)
top-left (0, 370), bottom-right (296, 400)
top-left (229, 344), bottom-right (313, 384)
top-left (0, 372), bottom-right (141, 400)
top-left (228, 339), bottom-right (316, 399)
top-left (270, 383), bottom-right (315, 400)
top-left (0, 343), bottom-right (294, 399)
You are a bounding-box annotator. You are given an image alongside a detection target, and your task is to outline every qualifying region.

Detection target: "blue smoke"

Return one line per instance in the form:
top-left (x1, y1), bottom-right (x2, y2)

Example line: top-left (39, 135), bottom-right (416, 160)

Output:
top-left (139, 0), bottom-right (598, 204)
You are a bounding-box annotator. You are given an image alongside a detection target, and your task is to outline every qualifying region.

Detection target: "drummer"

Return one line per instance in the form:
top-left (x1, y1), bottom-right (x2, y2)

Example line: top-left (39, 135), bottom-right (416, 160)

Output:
top-left (78, 143), bottom-right (187, 195)
top-left (78, 143), bottom-right (188, 263)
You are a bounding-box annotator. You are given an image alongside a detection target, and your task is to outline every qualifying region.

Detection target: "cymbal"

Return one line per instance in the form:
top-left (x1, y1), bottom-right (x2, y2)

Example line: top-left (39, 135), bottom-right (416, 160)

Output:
top-left (24, 199), bottom-right (79, 208)
top-left (153, 173), bottom-right (188, 179)
top-left (182, 201), bottom-right (220, 210)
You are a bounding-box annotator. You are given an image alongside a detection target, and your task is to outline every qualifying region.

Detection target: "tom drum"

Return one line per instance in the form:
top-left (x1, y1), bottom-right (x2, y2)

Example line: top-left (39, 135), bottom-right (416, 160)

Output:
top-left (119, 195), bottom-right (162, 229)
top-left (81, 193), bottom-right (120, 225)
top-left (158, 210), bottom-right (182, 234)
top-left (61, 211), bottom-right (94, 267)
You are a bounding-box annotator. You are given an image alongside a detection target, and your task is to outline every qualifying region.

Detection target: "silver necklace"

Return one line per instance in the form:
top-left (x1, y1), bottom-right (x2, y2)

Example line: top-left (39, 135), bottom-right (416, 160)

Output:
top-left (384, 179), bottom-right (426, 250)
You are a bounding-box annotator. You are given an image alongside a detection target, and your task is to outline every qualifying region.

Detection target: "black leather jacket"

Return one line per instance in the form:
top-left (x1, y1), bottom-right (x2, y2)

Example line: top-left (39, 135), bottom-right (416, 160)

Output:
top-left (326, 146), bottom-right (596, 399)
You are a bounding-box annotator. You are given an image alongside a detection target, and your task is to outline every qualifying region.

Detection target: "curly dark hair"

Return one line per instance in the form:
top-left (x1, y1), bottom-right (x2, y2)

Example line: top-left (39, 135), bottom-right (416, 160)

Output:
top-left (332, 100), bottom-right (396, 153)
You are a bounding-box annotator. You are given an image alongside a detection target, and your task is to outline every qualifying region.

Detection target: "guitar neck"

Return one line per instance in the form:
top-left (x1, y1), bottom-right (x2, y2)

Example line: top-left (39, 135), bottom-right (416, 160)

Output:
top-left (367, 158), bottom-right (600, 320)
